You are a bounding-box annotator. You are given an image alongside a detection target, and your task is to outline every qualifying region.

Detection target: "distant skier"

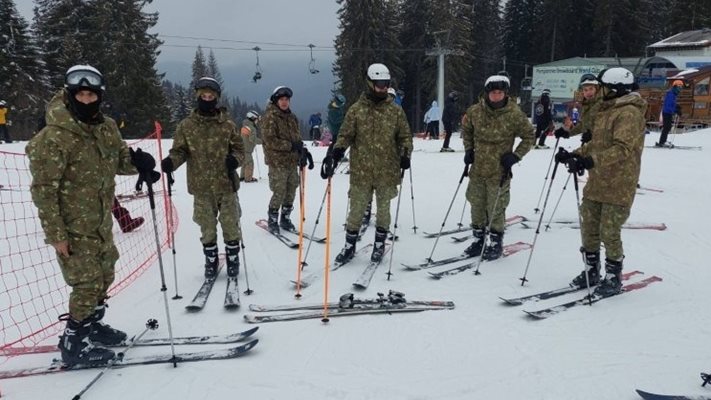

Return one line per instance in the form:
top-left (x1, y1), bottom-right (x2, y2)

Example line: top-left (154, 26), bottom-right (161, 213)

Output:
top-left (555, 67), bottom-right (646, 297)
top-left (460, 74), bottom-right (534, 260)
top-left (533, 89), bottom-right (554, 149)
top-left (441, 91), bottom-right (460, 152)
top-left (424, 100), bottom-right (441, 140)
top-left (656, 80), bottom-right (684, 147)
top-left (0, 100), bottom-right (11, 143)
top-left (240, 110), bottom-right (261, 182)
top-left (321, 63), bottom-right (412, 264)
top-left (308, 112), bottom-right (322, 141)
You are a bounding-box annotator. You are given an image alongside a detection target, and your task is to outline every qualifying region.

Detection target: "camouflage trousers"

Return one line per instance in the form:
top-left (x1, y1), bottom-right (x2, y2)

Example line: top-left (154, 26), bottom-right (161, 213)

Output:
top-left (346, 182), bottom-right (397, 232)
top-left (57, 235), bottom-right (119, 321)
top-left (466, 175), bottom-right (511, 233)
top-left (193, 192), bottom-right (242, 245)
top-left (240, 153), bottom-right (254, 180)
top-left (580, 198), bottom-right (630, 260)
top-left (268, 166), bottom-right (299, 210)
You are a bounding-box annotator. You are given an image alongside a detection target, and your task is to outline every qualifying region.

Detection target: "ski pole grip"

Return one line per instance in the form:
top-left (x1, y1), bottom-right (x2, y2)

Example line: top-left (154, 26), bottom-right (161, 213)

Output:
top-left (459, 164), bottom-right (469, 182)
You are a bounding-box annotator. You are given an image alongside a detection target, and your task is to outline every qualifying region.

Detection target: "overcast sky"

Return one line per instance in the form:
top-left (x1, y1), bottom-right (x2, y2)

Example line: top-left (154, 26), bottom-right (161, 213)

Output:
top-left (15, 0), bottom-right (343, 117)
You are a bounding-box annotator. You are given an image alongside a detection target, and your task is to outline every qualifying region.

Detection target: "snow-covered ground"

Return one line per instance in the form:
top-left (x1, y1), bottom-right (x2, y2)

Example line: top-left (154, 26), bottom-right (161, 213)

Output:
top-left (2, 127), bottom-right (710, 399)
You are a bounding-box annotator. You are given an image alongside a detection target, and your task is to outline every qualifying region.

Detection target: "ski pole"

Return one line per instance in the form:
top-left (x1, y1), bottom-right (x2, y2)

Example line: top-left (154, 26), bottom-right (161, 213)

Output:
top-left (456, 195), bottom-right (467, 228)
top-left (295, 165), bottom-right (307, 298)
top-left (571, 168), bottom-right (594, 304)
top-left (321, 174), bottom-right (333, 323)
top-left (165, 172), bottom-right (181, 300)
top-left (386, 169), bottom-right (406, 280)
top-left (408, 168), bottom-right (418, 233)
top-left (425, 164), bottom-right (469, 264)
top-left (532, 137), bottom-right (560, 214)
top-left (254, 145), bottom-right (263, 180)
top-left (142, 169), bottom-right (178, 366)
top-left (544, 172), bottom-right (571, 231)
top-left (71, 319), bottom-right (159, 400)
top-left (299, 184), bottom-right (328, 269)
top-left (240, 229), bottom-right (253, 295)
top-left (519, 151), bottom-right (562, 284)
top-left (228, 152), bottom-right (253, 295)
top-left (474, 172), bottom-right (508, 275)
top-left (669, 114), bottom-right (679, 147)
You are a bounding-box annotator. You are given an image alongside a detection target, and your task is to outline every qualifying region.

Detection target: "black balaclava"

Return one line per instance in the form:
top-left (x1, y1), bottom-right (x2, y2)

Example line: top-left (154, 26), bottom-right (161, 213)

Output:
top-left (485, 96), bottom-right (508, 110)
top-left (67, 89), bottom-right (104, 125)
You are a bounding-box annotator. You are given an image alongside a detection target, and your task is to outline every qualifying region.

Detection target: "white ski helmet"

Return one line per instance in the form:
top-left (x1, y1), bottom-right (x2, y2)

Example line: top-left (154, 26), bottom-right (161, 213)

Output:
top-left (0, 100), bottom-right (5, 107)
top-left (65, 65), bottom-right (105, 93)
top-left (270, 86), bottom-right (293, 103)
top-left (367, 63), bottom-right (391, 81)
top-left (387, 87), bottom-right (396, 97)
top-left (484, 75), bottom-right (510, 93)
top-left (579, 73), bottom-right (599, 87)
top-left (597, 67), bottom-right (634, 96)
top-left (246, 110), bottom-right (260, 120)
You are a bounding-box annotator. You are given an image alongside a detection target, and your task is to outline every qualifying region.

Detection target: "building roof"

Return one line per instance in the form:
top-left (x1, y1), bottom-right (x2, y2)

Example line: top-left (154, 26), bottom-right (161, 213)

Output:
top-left (668, 64), bottom-right (711, 80)
top-left (648, 28), bottom-right (711, 50)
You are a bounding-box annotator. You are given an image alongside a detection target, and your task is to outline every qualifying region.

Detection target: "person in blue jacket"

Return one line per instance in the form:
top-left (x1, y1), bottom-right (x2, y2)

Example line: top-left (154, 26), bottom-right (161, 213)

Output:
top-left (656, 80), bottom-right (683, 147)
top-left (308, 112), bottom-right (322, 140)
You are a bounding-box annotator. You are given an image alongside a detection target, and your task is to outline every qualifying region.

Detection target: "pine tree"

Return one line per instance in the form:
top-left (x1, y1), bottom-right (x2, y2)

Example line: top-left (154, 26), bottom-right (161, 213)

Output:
top-left (0, 0), bottom-right (50, 139)
top-left (468, 0), bottom-right (503, 99)
top-left (669, 0), bottom-right (711, 33)
top-left (191, 46), bottom-right (208, 89)
top-left (503, 0), bottom-right (544, 89)
top-left (207, 50), bottom-right (225, 90)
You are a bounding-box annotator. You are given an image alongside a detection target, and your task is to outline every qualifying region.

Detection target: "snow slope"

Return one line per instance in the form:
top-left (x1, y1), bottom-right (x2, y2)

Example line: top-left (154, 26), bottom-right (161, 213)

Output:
top-left (2, 127), bottom-right (710, 399)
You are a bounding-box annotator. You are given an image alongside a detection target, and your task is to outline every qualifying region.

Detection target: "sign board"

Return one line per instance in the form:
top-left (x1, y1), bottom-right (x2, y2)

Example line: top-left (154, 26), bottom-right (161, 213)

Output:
top-left (532, 65), bottom-right (606, 99)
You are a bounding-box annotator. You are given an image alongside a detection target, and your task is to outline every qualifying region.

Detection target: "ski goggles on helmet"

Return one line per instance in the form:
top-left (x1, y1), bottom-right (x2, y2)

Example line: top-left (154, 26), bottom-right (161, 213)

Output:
top-left (195, 77), bottom-right (221, 95)
top-left (579, 73), bottom-right (599, 86)
top-left (273, 86), bottom-right (293, 99)
top-left (485, 80), bottom-right (509, 93)
top-left (65, 69), bottom-right (104, 91)
top-left (372, 80), bottom-right (390, 89)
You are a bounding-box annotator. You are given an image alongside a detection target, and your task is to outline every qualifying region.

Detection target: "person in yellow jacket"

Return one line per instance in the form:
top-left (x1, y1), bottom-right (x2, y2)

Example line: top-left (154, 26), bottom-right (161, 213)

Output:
top-left (0, 100), bottom-right (11, 143)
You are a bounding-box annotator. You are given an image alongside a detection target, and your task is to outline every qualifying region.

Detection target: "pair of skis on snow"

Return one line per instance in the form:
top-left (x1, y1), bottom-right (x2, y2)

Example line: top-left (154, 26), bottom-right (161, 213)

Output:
top-left (243, 290), bottom-right (455, 323)
top-left (292, 243), bottom-right (391, 290)
top-left (499, 270), bottom-right (663, 319)
top-left (0, 327), bottom-right (260, 379)
top-left (636, 372), bottom-right (711, 400)
top-left (255, 219), bottom-right (325, 249)
top-left (184, 256), bottom-right (241, 311)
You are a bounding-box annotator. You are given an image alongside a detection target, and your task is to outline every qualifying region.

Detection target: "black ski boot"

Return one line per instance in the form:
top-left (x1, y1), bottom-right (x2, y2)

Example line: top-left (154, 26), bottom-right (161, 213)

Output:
top-left (280, 205), bottom-right (296, 231)
top-left (335, 230), bottom-right (359, 264)
top-left (225, 240), bottom-right (240, 277)
top-left (594, 258), bottom-right (623, 297)
top-left (482, 231), bottom-right (504, 261)
top-left (88, 303), bottom-right (127, 346)
top-left (570, 250), bottom-right (601, 289)
top-left (267, 208), bottom-right (280, 233)
top-left (58, 315), bottom-right (115, 367)
top-left (370, 227), bottom-right (388, 263)
top-left (203, 243), bottom-right (219, 278)
top-left (464, 227), bottom-right (486, 257)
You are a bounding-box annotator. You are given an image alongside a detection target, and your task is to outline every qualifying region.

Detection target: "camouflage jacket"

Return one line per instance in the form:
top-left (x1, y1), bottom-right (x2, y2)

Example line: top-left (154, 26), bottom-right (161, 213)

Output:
top-left (26, 90), bottom-right (137, 244)
top-left (462, 95), bottom-right (534, 179)
top-left (168, 108), bottom-right (244, 194)
top-left (570, 95), bottom-right (602, 137)
top-left (261, 103), bottom-right (301, 168)
top-left (240, 118), bottom-right (260, 154)
top-left (334, 93), bottom-right (413, 188)
top-left (575, 93), bottom-right (646, 208)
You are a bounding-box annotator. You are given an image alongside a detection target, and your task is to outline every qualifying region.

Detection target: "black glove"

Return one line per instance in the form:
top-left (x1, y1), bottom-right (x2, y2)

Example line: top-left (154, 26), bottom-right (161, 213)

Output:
top-left (321, 155), bottom-right (335, 179)
top-left (554, 127), bottom-right (570, 139)
top-left (554, 147), bottom-right (572, 164)
top-left (400, 155), bottom-right (411, 170)
top-left (463, 149), bottom-right (474, 165)
top-left (331, 147), bottom-right (345, 163)
top-left (581, 130), bottom-right (592, 144)
top-left (565, 154), bottom-right (594, 175)
top-left (161, 157), bottom-right (174, 173)
top-left (134, 171), bottom-right (161, 191)
top-left (299, 148), bottom-right (314, 169)
top-left (225, 154), bottom-right (239, 170)
top-left (130, 147), bottom-right (156, 174)
top-left (500, 152), bottom-right (520, 170)
top-left (291, 141), bottom-right (304, 153)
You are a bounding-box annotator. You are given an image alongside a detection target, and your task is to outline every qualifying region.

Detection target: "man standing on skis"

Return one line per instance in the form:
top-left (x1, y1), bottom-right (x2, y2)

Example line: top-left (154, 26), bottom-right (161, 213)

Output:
top-left (240, 110), bottom-right (261, 183)
top-left (656, 80), bottom-right (683, 147)
top-left (555, 67), bottom-right (646, 297)
top-left (533, 89), bottom-right (554, 149)
top-left (555, 73), bottom-right (601, 144)
top-left (461, 74), bottom-right (534, 260)
top-left (27, 65), bottom-right (160, 366)
top-left (322, 63), bottom-right (412, 264)
top-left (161, 77), bottom-right (245, 279)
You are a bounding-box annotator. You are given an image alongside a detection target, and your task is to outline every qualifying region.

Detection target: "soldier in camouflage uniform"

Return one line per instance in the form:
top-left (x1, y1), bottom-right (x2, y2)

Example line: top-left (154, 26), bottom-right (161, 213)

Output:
top-left (240, 110), bottom-right (261, 182)
top-left (461, 74), bottom-right (534, 260)
top-left (27, 65), bottom-right (160, 366)
top-left (261, 86), bottom-right (307, 234)
top-left (161, 77), bottom-right (245, 278)
top-left (322, 63), bottom-right (413, 264)
top-left (556, 67), bottom-right (646, 297)
top-left (555, 73), bottom-right (601, 144)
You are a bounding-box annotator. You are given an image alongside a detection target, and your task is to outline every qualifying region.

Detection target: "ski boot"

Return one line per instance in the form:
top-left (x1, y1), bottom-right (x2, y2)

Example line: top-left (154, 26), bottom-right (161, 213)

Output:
top-left (594, 258), bottom-right (624, 297)
top-left (335, 230), bottom-right (359, 264)
top-left (570, 250), bottom-right (601, 289)
top-left (203, 243), bottom-right (219, 278)
top-left (88, 303), bottom-right (127, 346)
top-left (280, 205), bottom-right (296, 232)
top-left (370, 227), bottom-right (388, 263)
top-left (482, 230), bottom-right (504, 261)
top-left (464, 227), bottom-right (485, 257)
top-left (225, 240), bottom-right (240, 277)
top-left (58, 315), bottom-right (115, 367)
top-left (267, 208), bottom-right (280, 234)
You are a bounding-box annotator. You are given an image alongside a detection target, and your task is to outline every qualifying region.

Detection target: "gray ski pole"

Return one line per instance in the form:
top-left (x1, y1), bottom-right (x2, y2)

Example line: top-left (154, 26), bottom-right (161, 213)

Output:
top-left (254, 146), bottom-right (263, 180)
top-left (425, 164), bottom-right (469, 264)
top-left (473, 172), bottom-right (508, 275)
top-left (165, 172), bottom-right (181, 300)
top-left (408, 168), bottom-right (418, 233)
top-left (544, 172), bottom-right (571, 231)
top-left (532, 137), bottom-right (560, 213)
top-left (572, 168), bottom-right (594, 305)
top-left (386, 170), bottom-right (406, 280)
